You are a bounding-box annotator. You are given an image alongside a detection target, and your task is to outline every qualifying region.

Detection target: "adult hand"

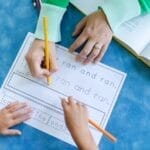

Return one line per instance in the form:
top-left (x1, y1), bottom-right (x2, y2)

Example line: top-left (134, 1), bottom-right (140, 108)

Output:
top-left (26, 39), bottom-right (58, 78)
top-left (70, 10), bottom-right (112, 64)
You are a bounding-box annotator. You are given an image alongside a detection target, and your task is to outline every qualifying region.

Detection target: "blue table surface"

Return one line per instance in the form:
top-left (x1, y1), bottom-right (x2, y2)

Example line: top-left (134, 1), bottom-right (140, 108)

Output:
top-left (0, 1), bottom-right (149, 150)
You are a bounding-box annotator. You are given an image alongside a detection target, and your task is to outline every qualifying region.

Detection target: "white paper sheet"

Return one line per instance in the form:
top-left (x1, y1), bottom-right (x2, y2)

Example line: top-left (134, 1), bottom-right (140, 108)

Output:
top-left (115, 14), bottom-right (150, 55)
top-left (0, 33), bottom-right (126, 146)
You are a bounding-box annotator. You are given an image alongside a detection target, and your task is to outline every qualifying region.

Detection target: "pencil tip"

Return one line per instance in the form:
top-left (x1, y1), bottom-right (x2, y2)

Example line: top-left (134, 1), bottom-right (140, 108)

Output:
top-left (47, 77), bottom-right (51, 85)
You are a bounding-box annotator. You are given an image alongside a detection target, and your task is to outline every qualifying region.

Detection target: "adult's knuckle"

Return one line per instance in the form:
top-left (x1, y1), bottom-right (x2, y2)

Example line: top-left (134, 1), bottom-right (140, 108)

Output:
top-left (75, 41), bottom-right (81, 47)
top-left (94, 51), bottom-right (98, 56)
top-left (85, 28), bottom-right (92, 35)
top-left (81, 50), bottom-right (88, 56)
top-left (92, 51), bottom-right (98, 57)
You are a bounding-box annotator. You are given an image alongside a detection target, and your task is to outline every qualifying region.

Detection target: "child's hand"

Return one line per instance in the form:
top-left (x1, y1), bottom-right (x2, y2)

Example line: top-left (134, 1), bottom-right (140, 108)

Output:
top-left (0, 101), bottom-right (32, 136)
top-left (61, 97), bottom-right (97, 150)
top-left (26, 39), bottom-right (58, 78)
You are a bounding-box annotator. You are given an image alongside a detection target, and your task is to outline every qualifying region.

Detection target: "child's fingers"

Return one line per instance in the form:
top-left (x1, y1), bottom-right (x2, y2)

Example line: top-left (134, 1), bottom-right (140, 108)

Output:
top-left (76, 102), bottom-right (85, 113)
top-left (8, 102), bottom-right (27, 113)
top-left (32, 60), bottom-right (45, 78)
top-left (82, 105), bottom-right (89, 116)
top-left (61, 98), bottom-right (69, 110)
top-left (13, 114), bottom-right (31, 126)
top-left (68, 97), bottom-right (76, 106)
top-left (5, 101), bottom-right (19, 109)
top-left (1, 129), bottom-right (21, 136)
top-left (33, 63), bottom-right (52, 78)
top-left (41, 69), bottom-right (50, 77)
top-left (82, 105), bottom-right (88, 112)
top-left (12, 107), bottom-right (32, 119)
top-left (49, 42), bottom-right (58, 74)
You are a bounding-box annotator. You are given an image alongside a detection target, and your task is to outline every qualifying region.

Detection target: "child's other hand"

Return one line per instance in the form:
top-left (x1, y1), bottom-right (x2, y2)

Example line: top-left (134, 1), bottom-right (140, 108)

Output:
top-left (26, 39), bottom-right (58, 78)
top-left (0, 101), bottom-right (32, 136)
top-left (61, 97), bottom-right (97, 150)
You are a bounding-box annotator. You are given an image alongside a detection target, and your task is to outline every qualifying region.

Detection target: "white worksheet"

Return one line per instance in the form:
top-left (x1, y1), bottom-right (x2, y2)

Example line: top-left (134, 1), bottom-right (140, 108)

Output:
top-left (0, 33), bottom-right (126, 146)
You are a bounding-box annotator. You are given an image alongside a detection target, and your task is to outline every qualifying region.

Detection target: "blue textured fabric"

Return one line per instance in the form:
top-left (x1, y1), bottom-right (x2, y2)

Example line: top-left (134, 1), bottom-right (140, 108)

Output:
top-left (0, 0), bottom-right (150, 150)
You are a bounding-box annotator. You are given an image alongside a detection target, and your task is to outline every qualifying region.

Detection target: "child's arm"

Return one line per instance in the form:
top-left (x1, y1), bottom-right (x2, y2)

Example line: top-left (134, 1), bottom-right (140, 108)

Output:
top-left (35, 0), bottom-right (69, 42)
top-left (0, 101), bottom-right (32, 135)
top-left (61, 97), bottom-right (97, 150)
top-left (26, 0), bottom-right (69, 78)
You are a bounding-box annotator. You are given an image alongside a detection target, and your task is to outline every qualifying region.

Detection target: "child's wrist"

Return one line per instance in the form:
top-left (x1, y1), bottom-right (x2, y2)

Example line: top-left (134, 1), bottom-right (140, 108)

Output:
top-left (71, 128), bottom-right (97, 150)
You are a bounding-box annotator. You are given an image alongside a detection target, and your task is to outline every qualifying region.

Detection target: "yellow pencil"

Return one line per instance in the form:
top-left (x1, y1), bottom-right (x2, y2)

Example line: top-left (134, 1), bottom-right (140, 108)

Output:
top-left (88, 119), bottom-right (117, 142)
top-left (43, 16), bottom-right (51, 85)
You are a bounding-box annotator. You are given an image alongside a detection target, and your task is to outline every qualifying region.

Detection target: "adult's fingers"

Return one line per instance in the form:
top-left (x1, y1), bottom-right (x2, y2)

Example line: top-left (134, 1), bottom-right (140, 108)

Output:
top-left (83, 43), bottom-right (103, 64)
top-left (76, 39), bottom-right (95, 62)
top-left (1, 129), bottom-right (21, 136)
top-left (93, 44), bottom-right (109, 63)
top-left (73, 17), bottom-right (87, 36)
top-left (69, 31), bottom-right (88, 53)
